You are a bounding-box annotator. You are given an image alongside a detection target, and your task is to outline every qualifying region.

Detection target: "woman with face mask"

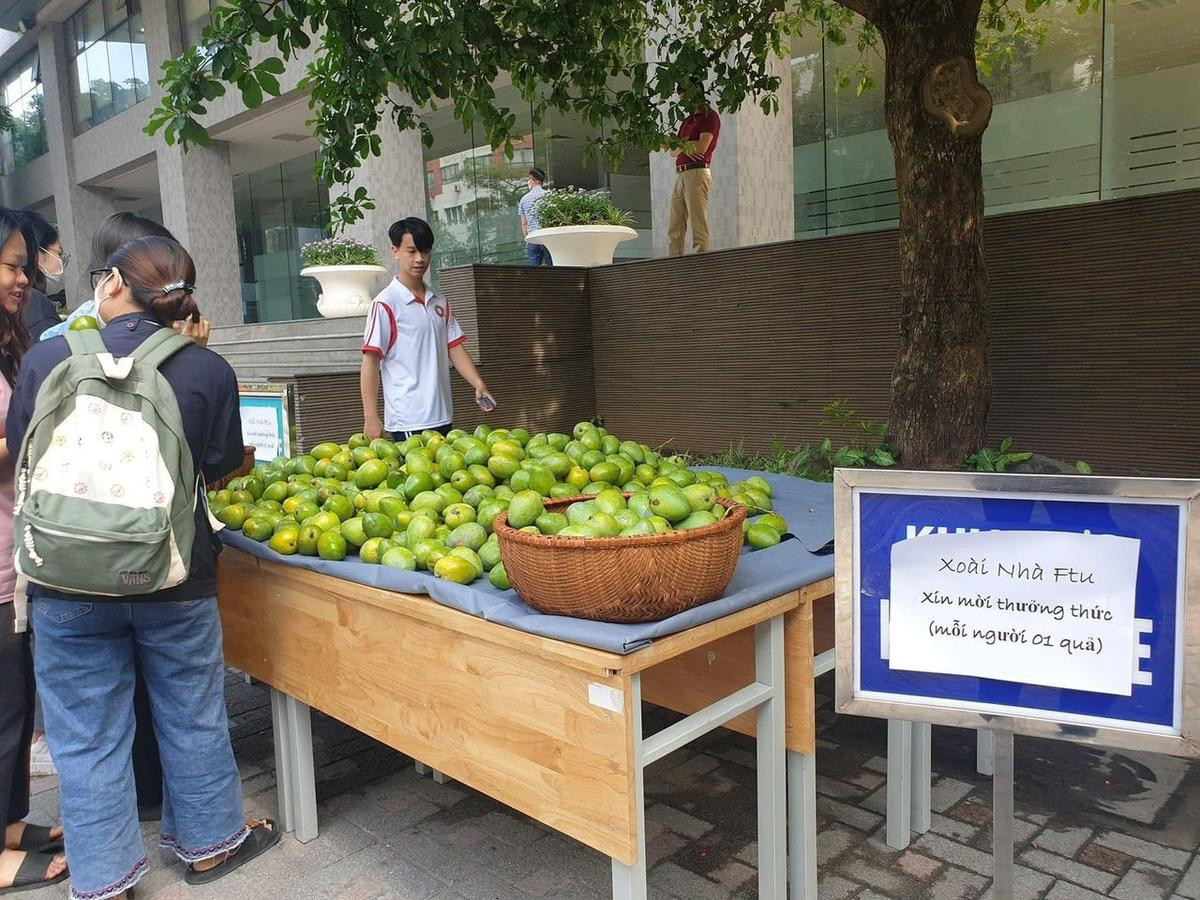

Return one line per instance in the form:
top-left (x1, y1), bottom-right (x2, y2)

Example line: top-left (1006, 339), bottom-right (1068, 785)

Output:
top-left (0, 207), bottom-right (69, 894)
top-left (15, 212), bottom-right (64, 343)
top-left (8, 236), bottom-right (276, 900)
top-left (40, 212), bottom-right (210, 347)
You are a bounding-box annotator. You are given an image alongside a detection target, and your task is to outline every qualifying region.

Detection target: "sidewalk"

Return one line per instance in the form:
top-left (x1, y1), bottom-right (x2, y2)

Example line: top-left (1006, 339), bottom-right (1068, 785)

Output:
top-left (25, 670), bottom-right (1200, 899)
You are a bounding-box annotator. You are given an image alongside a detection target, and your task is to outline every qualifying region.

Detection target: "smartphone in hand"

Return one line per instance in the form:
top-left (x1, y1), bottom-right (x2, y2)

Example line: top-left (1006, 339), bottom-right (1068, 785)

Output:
top-left (478, 394), bottom-right (496, 411)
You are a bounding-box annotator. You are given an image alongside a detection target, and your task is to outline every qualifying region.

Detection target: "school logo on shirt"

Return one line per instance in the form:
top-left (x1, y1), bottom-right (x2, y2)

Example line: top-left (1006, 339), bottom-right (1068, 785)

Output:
top-left (434, 303), bottom-right (445, 319)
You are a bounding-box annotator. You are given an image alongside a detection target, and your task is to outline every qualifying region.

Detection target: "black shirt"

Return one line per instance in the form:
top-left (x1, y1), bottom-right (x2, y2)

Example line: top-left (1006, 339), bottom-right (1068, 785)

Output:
top-left (23, 288), bottom-right (61, 342)
top-left (7, 312), bottom-right (245, 602)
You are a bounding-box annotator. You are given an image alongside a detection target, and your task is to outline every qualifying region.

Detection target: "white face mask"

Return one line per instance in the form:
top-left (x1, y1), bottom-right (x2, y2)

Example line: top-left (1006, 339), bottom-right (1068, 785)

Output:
top-left (93, 270), bottom-right (117, 327)
top-left (42, 269), bottom-right (63, 293)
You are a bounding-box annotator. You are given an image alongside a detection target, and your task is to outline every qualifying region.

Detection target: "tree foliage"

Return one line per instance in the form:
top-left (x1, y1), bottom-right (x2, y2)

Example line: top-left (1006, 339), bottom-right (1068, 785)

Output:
top-left (149, 0), bottom-right (1077, 229)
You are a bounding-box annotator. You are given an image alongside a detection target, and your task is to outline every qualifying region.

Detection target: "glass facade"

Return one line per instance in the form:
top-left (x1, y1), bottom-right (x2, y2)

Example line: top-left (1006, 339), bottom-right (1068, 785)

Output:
top-left (67, 0), bottom-right (150, 133)
top-left (791, 0), bottom-right (1199, 238)
top-left (0, 51), bottom-right (47, 175)
top-left (422, 79), bottom-right (653, 272)
top-left (233, 152), bottom-right (331, 323)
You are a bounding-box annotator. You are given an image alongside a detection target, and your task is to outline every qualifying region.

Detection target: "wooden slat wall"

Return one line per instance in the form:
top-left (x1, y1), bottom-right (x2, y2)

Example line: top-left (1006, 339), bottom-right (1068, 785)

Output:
top-left (586, 190), bottom-right (1200, 476)
top-left (443, 266), bottom-right (594, 436)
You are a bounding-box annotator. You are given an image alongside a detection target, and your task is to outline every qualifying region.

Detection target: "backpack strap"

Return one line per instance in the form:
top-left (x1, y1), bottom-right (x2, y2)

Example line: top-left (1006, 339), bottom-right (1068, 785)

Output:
top-left (63, 329), bottom-right (107, 357)
top-left (131, 327), bottom-right (193, 371)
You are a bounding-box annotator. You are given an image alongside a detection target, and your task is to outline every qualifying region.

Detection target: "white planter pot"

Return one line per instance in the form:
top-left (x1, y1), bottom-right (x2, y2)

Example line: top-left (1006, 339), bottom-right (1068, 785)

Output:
top-left (524, 225), bottom-right (638, 268)
top-left (301, 265), bottom-right (389, 318)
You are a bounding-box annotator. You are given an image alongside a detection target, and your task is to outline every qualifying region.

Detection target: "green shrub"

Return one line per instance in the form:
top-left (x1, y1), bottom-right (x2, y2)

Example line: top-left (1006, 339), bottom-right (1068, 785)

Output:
top-left (300, 237), bottom-right (380, 267)
top-left (687, 400), bottom-right (1091, 480)
top-left (534, 188), bottom-right (635, 228)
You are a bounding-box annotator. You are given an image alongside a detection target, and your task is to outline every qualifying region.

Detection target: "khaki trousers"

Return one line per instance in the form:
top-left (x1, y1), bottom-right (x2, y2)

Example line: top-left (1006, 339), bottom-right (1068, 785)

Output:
top-left (667, 167), bottom-right (712, 256)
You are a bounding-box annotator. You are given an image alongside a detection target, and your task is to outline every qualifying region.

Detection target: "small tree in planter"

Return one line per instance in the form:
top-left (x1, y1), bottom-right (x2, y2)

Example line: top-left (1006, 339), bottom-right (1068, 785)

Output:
top-left (526, 188), bottom-right (638, 267)
top-left (299, 237), bottom-right (388, 318)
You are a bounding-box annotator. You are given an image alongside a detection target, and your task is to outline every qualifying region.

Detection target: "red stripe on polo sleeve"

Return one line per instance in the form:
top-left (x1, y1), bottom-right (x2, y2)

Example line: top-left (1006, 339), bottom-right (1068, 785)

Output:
top-left (448, 335), bottom-right (467, 349)
top-left (361, 345), bottom-right (383, 357)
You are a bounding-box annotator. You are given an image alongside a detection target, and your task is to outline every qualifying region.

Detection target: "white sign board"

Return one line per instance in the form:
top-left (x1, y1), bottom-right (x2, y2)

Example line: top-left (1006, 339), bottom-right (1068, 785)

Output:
top-left (237, 384), bottom-right (291, 463)
top-left (888, 530), bottom-right (1141, 697)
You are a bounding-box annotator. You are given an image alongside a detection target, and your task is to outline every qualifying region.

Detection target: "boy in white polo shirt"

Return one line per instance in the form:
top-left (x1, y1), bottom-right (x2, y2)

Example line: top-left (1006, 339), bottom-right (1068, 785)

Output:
top-left (360, 217), bottom-right (496, 440)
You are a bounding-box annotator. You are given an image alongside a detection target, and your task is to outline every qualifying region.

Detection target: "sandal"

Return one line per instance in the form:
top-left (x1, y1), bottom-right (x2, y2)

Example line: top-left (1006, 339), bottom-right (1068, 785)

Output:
top-left (184, 819), bottom-right (279, 886)
top-left (11, 824), bottom-right (63, 855)
top-left (0, 851), bottom-right (69, 895)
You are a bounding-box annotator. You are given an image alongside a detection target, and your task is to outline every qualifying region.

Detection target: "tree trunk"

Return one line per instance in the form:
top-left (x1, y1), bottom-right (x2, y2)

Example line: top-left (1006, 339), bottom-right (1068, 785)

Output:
top-left (879, 3), bottom-right (991, 470)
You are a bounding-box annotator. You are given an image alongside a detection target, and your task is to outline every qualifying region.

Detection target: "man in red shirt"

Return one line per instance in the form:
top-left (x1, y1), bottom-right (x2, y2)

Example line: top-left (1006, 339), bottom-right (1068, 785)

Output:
top-left (667, 88), bottom-right (720, 256)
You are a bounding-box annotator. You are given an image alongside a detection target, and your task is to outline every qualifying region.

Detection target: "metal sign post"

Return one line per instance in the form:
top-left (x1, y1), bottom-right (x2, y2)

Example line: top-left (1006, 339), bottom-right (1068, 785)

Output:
top-left (834, 469), bottom-right (1200, 893)
top-left (992, 728), bottom-right (1015, 900)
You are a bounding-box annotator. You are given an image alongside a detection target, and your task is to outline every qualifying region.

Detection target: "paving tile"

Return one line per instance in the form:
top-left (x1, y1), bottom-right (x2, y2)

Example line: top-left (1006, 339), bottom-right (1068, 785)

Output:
top-left (816, 873), bottom-right (861, 899)
top-left (928, 864), bottom-right (989, 899)
top-left (817, 795), bottom-right (884, 832)
top-left (840, 853), bottom-right (916, 895)
top-left (931, 777), bottom-right (977, 813)
top-left (1079, 841), bottom-right (1136, 876)
top-left (1177, 856), bottom-right (1200, 899)
top-left (1044, 882), bottom-right (1111, 900)
top-left (646, 803), bottom-right (714, 840)
top-left (1020, 848), bottom-right (1119, 894)
top-left (1034, 826), bottom-right (1094, 858)
top-left (977, 864), bottom-right (1055, 900)
top-left (1095, 831), bottom-right (1191, 871)
top-left (895, 850), bottom-right (943, 880)
top-left (649, 861), bottom-right (732, 900)
top-left (817, 823), bottom-right (862, 865)
top-left (914, 832), bottom-right (994, 875)
top-left (931, 812), bottom-right (980, 843)
top-left (1110, 860), bottom-right (1181, 900)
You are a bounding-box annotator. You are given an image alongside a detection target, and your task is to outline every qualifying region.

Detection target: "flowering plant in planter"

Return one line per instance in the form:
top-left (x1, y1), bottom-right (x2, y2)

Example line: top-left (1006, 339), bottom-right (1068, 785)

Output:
top-left (299, 237), bottom-right (380, 268)
top-left (534, 188), bottom-right (635, 229)
top-left (525, 188), bottom-right (638, 267)
top-left (299, 237), bottom-right (387, 318)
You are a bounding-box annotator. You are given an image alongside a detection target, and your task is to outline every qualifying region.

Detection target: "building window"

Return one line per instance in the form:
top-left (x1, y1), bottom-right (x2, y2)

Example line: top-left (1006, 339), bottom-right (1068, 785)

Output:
top-left (68, 0), bottom-right (150, 133)
top-left (234, 152), bottom-right (331, 324)
top-left (0, 51), bottom-right (48, 174)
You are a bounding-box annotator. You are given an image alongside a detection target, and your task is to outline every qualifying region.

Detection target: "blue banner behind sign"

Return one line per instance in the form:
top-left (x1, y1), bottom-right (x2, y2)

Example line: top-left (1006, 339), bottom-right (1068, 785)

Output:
top-left (857, 491), bottom-right (1182, 730)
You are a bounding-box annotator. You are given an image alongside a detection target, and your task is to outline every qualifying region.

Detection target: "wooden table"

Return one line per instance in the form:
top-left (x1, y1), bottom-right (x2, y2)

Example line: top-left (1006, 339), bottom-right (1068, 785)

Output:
top-left (218, 548), bottom-right (831, 899)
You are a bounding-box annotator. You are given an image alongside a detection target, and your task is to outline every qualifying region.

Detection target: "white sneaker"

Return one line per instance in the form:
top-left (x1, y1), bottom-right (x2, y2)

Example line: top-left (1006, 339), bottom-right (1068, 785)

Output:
top-left (29, 735), bottom-right (57, 777)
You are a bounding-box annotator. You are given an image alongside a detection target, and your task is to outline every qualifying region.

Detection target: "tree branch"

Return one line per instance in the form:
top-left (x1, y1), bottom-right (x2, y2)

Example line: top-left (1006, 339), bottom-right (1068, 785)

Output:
top-left (833, 0), bottom-right (875, 22)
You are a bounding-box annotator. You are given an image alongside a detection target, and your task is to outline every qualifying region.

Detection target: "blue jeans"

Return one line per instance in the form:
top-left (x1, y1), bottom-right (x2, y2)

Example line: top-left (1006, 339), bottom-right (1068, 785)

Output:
top-left (33, 596), bottom-right (247, 900)
top-left (526, 243), bottom-right (552, 266)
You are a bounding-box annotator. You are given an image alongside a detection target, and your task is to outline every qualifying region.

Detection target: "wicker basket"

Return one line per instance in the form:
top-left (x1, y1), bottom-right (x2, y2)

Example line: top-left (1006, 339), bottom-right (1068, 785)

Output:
top-left (210, 446), bottom-right (257, 492)
top-left (494, 494), bottom-right (747, 623)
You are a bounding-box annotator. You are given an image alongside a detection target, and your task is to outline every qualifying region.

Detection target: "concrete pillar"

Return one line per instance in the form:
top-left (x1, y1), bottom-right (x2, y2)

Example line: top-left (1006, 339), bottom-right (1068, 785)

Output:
top-left (342, 106), bottom-right (429, 263)
top-left (651, 55), bottom-right (795, 256)
top-left (156, 141), bottom-right (242, 325)
top-left (37, 26), bottom-right (117, 304)
top-left (141, 0), bottom-right (242, 326)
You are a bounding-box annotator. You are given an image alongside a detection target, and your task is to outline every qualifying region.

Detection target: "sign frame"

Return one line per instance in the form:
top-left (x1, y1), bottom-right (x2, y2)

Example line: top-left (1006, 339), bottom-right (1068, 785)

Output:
top-left (237, 382), bottom-right (296, 463)
top-left (834, 468), bottom-right (1200, 758)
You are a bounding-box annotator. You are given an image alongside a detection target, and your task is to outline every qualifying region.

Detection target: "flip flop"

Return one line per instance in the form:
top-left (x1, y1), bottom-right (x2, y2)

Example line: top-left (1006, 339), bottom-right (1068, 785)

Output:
top-left (184, 819), bottom-right (280, 886)
top-left (0, 851), bottom-right (69, 895)
top-left (12, 824), bottom-right (63, 855)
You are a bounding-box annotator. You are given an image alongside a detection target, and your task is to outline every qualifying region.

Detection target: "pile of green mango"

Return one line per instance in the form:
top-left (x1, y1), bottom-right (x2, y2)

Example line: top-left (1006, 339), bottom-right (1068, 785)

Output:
top-left (208, 421), bottom-right (789, 588)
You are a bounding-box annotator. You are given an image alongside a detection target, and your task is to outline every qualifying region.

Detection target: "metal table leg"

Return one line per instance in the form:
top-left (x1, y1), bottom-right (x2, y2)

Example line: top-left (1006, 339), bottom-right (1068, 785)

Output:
top-left (611, 672), bottom-right (648, 900)
top-left (977, 729), bottom-right (996, 776)
top-left (756, 615), bottom-right (787, 898)
top-left (269, 688), bottom-right (295, 834)
top-left (270, 689), bottom-right (318, 843)
top-left (787, 750), bottom-right (817, 899)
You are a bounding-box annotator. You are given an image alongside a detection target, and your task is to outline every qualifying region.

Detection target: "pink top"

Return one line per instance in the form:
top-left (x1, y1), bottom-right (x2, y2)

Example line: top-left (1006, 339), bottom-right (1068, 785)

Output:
top-left (0, 375), bottom-right (15, 603)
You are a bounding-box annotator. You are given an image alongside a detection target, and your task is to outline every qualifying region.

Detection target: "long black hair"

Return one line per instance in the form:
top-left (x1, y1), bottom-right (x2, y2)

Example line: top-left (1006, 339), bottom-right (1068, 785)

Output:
top-left (0, 208), bottom-right (30, 387)
top-left (17, 210), bottom-right (58, 294)
top-left (90, 212), bottom-right (175, 270)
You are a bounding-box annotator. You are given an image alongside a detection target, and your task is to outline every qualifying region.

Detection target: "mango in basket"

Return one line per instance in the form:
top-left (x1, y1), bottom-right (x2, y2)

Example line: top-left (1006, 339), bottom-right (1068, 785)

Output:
top-left (507, 490), bottom-right (545, 529)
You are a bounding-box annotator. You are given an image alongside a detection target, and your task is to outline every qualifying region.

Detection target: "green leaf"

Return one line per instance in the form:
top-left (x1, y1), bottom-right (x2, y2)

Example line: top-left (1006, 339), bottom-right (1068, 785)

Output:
top-left (999, 436), bottom-right (1012, 452)
top-left (1075, 460), bottom-right (1093, 475)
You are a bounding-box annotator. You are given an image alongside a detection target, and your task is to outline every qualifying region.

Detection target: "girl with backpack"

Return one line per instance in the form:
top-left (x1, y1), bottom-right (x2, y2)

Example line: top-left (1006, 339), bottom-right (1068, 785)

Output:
top-left (6, 235), bottom-right (278, 899)
top-left (0, 208), bottom-right (68, 893)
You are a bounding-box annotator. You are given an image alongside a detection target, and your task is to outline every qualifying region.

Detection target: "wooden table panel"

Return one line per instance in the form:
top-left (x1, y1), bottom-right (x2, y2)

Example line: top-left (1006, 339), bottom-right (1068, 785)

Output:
top-left (218, 551), bottom-right (639, 863)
